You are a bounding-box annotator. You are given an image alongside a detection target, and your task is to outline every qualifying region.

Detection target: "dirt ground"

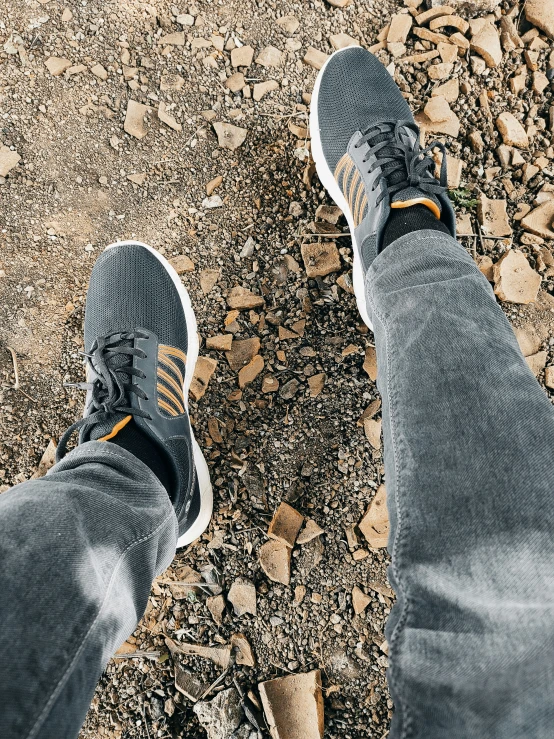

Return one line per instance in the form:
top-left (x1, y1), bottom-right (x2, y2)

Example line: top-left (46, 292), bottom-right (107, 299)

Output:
top-left (1, 0), bottom-right (554, 737)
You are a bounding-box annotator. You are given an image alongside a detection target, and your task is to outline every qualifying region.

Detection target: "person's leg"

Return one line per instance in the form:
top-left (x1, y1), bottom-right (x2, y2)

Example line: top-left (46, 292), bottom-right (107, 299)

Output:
top-left (0, 241), bottom-right (213, 739)
top-left (0, 442), bottom-right (177, 739)
top-left (310, 46), bottom-right (554, 737)
top-left (368, 230), bottom-right (554, 739)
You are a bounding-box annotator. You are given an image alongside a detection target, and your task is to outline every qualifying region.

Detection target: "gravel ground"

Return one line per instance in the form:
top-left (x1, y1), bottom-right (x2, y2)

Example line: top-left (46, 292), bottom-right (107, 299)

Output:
top-left (1, 0), bottom-right (554, 737)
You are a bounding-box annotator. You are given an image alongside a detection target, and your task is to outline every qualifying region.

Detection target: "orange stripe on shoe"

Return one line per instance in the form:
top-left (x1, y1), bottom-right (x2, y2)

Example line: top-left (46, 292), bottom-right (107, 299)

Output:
top-left (157, 383), bottom-right (185, 414)
top-left (158, 354), bottom-right (184, 387)
top-left (159, 344), bottom-right (187, 364)
top-left (98, 414), bottom-right (133, 442)
top-left (356, 193), bottom-right (368, 228)
top-left (353, 178), bottom-right (366, 226)
top-left (348, 170), bottom-right (361, 214)
top-left (390, 197), bottom-right (441, 219)
top-left (334, 152), bottom-right (351, 180)
top-left (158, 398), bottom-right (179, 417)
top-left (158, 367), bottom-right (184, 401)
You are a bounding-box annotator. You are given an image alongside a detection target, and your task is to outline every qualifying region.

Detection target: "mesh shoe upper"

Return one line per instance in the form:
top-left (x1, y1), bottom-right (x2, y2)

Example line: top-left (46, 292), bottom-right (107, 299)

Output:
top-left (317, 47), bottom-right (412, 173)
top-left (315, 47), bottom-right (456, 263)
top-left (84, 245), bottom-right (187, 351)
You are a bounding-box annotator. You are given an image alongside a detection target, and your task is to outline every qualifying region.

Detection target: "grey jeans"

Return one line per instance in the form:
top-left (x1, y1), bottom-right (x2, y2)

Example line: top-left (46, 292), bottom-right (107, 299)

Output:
top-left (1, 231), bottom-right (553, 738)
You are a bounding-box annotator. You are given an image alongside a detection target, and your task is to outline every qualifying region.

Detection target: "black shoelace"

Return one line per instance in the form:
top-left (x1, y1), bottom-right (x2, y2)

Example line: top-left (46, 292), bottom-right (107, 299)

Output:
top-left (57, 331), bottom-right (152, 461)
top-left (355, 120), bottom-right (448, 206)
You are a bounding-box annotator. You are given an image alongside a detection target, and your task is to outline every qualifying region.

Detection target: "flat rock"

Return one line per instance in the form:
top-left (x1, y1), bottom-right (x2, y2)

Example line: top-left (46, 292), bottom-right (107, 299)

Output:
top-left (301, 242), bottom-right (341, 277)
top-left (308, 372), bottom-right (326, 397)
top-left (194, 688), bottom-right (243, 739)
top-left (352, 586), bottom-right (371, 615)
top-left (521, 201), bottom-right (554, 239)
top-left (238, 355), bottom-right (264, 388)
top-left (364, 418), bottom-right (382, 450)
top-left (256, 45), bottom-right (282, 67)
top-left (424, 95), bottom-right (452, 123)
top-left (262, 375), bottom-right (280, 393)
top-left (202, 195), bottom-right (223, 209)
top-left (159, 32), bottom-right (185, 45)
top-left (470, 20), bottom-right (502, 67)
top-left (169, 254), bottom-right (194, 273)
top-left (259, 671), bottom-right (324, 739)
top-left (456, 213), bottom-right (473, 236)
top-left (297, 519), bottom-right (325, 545)
top-left (231, 633), bottom-right (256, 667)
top-left (31, 439), bottom-right (57, 479)
top-left (228, 578), bottom-right (257, 616)
top-left (493, 250), bottom-right (541, 304)
top-left (268, 502), bottom-right (304, 547)
top-left (253, 80), bottom-right (279, 101)
top-left (363, 346), bottom-right (378, 381)
top-left (124, 100), bottom-right (151, 139)
top-left (206, 334), bottom-right (233, 351)
top-left (226, 337), bottom-right (260, 370)
top-left (176, 13), bottom-right (194, 25)
top-left (514, 326), bottom-right (541, 357)
top-left (545, 366), bottom-right (554, 389)
top-left (436, 153), bottom-right (463, 189)
top-left (477, 194), bottom-right (512, 237)
top-left (276, 15), bottom-right (299, 35)
top-left (127, 172), bottom-right (146, 186)
top-left (359, 485), bottom-right (389, 549)
top-left (315, 204), bottom-right (342, 224)
top-left (227, 286), bottom-right (264, 310)
top-left (329, 33), bottom-right (359, 50)
top-left (158, 102), bottom-right (182, 132)
top-left (430, 14), bottom-right (469, 33)
top-left (428, 0), bottom-right (501, 9)
top-left (526, 351), bottom-right (548, 376)
top-left (416, 6), bottom-right (456, 25)
top-left (496, 112), bottom-right (529, 149)
top-left (431, 78), bottom-right (459, 103)
top-left (426, 62), bottom-right (454, 81)
top-left (259, 539), bottom-right (291, 585)
top-left (525, 0), bottom-right (554, 40)
top-left (225, 71), bottom-right (245, 92)
top-left (303, 46), bottom-right (328, 70)
top-left (213, 122), bottom-right (247, 150)
top-left (0, 146), bottom-right (21, 177)
top-left (231, 45), bottom-right (254, 68)
top-left (45, 56), bottom-right (72, 75)
top-left (415, 108), bottom-right (459, 137)
top-left (190, 357), bottom-right (217, 400)
top-left (206, 594), bottom-right (226, 625)
top-left (477, 255), bottom-right (494, 281)
top-left (388, 14), bottom-right (413, 43)
top-left (168, 638), bottom-right (231, 669)
top-left (206, 175), bottom-right (223, 196)
top-left (200, 268), bottom-right (220, 294)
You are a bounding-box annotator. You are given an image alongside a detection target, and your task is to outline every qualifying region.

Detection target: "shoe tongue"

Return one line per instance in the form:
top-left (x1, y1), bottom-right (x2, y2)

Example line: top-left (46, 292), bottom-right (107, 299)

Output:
top-left (391, 187), bottom-right (442, 215)
top-left (84, 337), bottom-right (134, 443)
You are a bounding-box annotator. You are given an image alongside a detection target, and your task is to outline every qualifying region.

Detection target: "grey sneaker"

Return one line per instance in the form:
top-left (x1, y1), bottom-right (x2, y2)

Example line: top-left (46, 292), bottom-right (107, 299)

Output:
top-left (310, 46), bottom-right (456, 328)
top-left (57, 241), bottom-right (213, 547)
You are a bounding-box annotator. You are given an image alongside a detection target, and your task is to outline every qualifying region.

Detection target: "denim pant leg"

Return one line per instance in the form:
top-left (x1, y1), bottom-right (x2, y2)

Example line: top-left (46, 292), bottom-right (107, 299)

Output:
top-left (0, 441), bottom-right (178, 739)
top-left (367, 231), bottom-right (554, 739)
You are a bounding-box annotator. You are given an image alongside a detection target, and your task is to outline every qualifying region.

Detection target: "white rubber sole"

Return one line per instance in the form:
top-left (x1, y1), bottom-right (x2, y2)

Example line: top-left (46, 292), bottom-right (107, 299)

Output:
top-left (105, 240), bottom-right (213, 548)
top-left (309, 48), bottom-right (373, 331)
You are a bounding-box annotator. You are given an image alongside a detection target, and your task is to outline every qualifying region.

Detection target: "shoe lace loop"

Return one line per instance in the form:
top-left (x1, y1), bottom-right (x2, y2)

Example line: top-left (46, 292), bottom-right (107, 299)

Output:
top-left (56, 330), bottom-right (151, 462)
top-left (357, 120), bottom-right (448, 206)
